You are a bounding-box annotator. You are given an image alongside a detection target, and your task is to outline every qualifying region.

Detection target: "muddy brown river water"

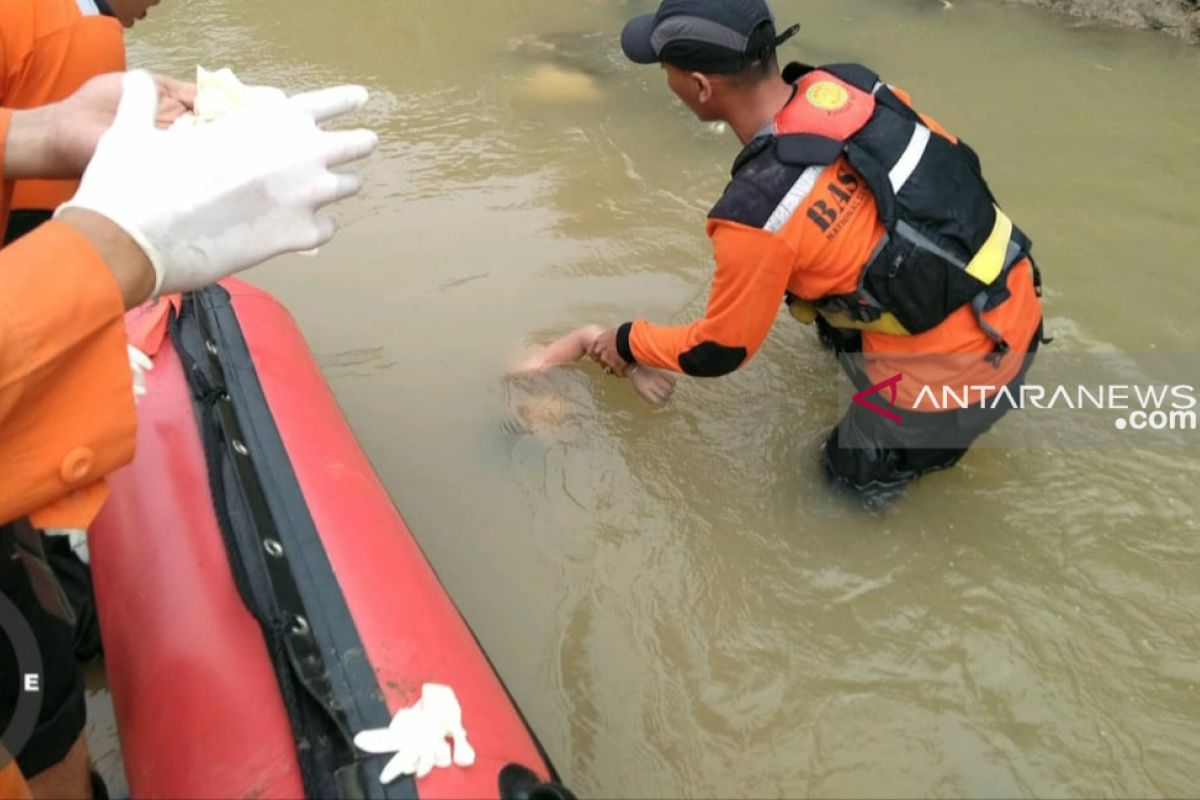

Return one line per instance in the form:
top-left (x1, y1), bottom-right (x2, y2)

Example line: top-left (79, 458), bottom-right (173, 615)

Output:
top-left (85, 0), bottom-right (1200, 796)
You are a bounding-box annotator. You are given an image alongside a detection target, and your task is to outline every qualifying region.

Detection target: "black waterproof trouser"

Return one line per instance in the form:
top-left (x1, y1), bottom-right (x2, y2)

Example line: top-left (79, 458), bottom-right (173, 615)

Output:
top-left (818, 318), bottom-right (1043, 500)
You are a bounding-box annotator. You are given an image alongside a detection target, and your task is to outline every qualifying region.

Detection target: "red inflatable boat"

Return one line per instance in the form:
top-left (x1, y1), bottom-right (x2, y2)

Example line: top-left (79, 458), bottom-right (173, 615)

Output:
top-left (90, 280), bottom-right (570, 800)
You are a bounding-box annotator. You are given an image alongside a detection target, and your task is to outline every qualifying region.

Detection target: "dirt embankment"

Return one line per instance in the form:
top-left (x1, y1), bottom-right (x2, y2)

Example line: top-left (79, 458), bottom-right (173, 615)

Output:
top-left (1005, 0), bottom-right (1200, 42)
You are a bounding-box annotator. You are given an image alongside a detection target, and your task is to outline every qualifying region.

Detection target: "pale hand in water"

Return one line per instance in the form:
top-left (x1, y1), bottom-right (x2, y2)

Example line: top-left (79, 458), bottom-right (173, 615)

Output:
top-left (511, 352), bottom-right (548, 374)
top-left (629, 366), bottom-right (676, 407)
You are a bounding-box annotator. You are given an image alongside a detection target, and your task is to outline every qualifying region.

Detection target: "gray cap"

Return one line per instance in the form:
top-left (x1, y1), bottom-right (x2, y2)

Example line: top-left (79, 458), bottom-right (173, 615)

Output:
top-left (621, 0), bottom-right (798, 73)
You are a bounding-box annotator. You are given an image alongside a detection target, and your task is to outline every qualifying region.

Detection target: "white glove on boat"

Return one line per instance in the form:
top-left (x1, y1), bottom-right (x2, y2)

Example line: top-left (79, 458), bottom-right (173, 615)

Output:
top-left (57, 70), bottom-right (378, 296)
top-left (354, 684), bottom-right (476, 783)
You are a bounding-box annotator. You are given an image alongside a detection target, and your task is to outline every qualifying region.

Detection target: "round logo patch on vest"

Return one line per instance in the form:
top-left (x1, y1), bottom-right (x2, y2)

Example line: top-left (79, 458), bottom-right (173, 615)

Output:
top-left (806, 81), bottom-right (850, 112)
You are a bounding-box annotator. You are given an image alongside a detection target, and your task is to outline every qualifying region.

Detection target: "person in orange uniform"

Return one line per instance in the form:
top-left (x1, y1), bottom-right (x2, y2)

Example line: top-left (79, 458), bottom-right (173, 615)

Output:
top-left (1, 0), bottom-right (163, 700)
top-left (3, 0), bottom-right (166, 243)
top-left (0, 71), bottom-right (377, 798)
top-left (0, 72), bottom-right (181, 798)
top-left (591, 0), bottom-right (1046, 502)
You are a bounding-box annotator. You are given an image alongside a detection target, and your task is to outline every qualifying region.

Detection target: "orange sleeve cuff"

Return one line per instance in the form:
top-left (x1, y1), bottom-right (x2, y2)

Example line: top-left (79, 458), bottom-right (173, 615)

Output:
top-left (0, 220), bottom-right (137, 528)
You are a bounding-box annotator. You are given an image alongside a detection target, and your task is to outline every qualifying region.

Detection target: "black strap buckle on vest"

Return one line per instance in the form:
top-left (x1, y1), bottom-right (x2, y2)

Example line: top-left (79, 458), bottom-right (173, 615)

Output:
top-left (1024, 254), bottom-right (1055, 346)
top-left (815, 293), bottom-right (885, 325)
top-left (1029, 251), bottom-right (1045, 297)
top-left (970, 290), bottom-right (1012, 368)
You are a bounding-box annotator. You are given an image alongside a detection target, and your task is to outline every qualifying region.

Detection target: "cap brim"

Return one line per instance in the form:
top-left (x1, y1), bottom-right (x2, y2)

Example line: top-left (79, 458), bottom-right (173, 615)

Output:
top-left (621, 14), bottom-right (660, 64)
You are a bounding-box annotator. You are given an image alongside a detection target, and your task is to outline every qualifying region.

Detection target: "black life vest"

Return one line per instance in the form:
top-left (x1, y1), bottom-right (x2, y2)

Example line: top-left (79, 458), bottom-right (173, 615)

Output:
top-left (726, 62), bottom-right (1037, 355)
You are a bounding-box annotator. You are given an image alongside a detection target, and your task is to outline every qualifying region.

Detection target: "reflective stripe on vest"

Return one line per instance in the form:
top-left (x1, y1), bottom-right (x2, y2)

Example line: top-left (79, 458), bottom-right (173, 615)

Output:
top-left (765, 166), bottom-right (823, 234)
top-left (75, 0), bottom-right (102, 16)
top-left (889, 125), bottom-right (931, 194)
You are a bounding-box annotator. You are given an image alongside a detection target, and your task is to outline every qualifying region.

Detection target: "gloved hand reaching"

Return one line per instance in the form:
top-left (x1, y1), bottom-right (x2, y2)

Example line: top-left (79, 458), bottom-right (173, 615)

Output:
top-left (57, 70), bottom-right (378, 297)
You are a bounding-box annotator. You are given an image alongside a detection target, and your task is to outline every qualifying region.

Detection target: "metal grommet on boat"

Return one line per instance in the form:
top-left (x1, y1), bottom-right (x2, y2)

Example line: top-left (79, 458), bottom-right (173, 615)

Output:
top-left (205, 340), bottom-right (219, 356)
top-left (263, 539), bottom-right (284, 558)
top-left (231, 439), bottom-right (249, 457)
top-left (290, 615), bottom-right (311, 636)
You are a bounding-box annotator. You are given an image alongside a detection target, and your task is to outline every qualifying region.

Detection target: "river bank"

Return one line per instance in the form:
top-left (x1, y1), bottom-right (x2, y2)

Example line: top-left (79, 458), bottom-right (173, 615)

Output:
top-left (1005, 0), bottom-right (1200, 41)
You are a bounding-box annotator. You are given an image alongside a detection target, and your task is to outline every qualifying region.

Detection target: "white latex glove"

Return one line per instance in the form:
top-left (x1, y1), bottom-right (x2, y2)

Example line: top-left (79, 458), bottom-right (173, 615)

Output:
top-left (353, 683), bottom-right (475, 784)
top-left (57, 70), bottom-right (378, 296)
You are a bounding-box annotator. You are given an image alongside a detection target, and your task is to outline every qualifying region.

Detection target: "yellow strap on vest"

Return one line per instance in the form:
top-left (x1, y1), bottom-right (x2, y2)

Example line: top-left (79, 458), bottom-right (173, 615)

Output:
top-left (786, 297), bottom-right (819, 324)
top-left (787, 206), bottom-right (1016, 337)
top-left (964, 207), bottom-right (1013, 285)
top-left (817, 308), bottom-right (911, 335)
top-left (787, 297), bottom-right (911, 335)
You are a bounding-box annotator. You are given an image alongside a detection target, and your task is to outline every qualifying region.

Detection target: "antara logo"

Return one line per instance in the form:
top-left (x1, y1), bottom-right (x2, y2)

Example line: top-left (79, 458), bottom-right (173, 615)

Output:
top-left (852, 373), bottom-right (904, 424)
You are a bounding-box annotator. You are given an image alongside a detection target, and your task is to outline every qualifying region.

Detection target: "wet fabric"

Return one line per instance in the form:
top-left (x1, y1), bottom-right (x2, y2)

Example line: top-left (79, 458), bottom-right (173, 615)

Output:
top-left (820, 321), bottom-right (1044, 500)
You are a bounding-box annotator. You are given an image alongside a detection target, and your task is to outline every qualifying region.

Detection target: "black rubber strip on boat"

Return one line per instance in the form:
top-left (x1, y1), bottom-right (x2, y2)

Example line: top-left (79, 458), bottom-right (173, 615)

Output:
top-left (170, 286), bottom-right (416, 800)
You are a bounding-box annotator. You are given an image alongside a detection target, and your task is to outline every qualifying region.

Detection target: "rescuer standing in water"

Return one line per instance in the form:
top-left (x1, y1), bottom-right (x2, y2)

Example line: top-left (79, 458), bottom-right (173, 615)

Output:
top-left (590, 0), bottom-right (1046, 501)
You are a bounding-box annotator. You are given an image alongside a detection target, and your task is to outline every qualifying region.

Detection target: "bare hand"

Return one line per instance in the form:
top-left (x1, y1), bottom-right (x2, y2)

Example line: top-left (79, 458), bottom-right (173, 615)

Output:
top-left (52, 72), bottom-right (196, 177)
top-left (628, 366), bottom-right (677, 407)
top-left (588, 328), bottom-right (630, 377)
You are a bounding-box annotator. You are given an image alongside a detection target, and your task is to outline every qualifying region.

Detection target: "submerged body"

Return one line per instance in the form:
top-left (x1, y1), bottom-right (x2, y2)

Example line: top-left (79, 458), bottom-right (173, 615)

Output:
top-left (507, 32), bottom-right (615, 104)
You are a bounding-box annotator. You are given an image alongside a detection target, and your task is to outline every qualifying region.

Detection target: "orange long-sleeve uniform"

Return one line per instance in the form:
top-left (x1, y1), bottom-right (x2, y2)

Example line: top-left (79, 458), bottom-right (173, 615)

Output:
top-left (3, 0), bottom-right (125, 218)
top-left (0, 108), bottom-right (137, 528)
top-left (618, 86), bottom-right (1042, 408)
top-left (1, 0), bottom-right (135, 527)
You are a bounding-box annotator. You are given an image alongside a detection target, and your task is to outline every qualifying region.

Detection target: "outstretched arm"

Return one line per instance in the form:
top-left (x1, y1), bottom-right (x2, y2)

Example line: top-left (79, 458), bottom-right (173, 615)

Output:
top-left (513, 325), bottom-right (605, 372)
top-left (590, 221), bottom-right (796, 377)
top-left (512, 325), bottom-right (678, 406)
